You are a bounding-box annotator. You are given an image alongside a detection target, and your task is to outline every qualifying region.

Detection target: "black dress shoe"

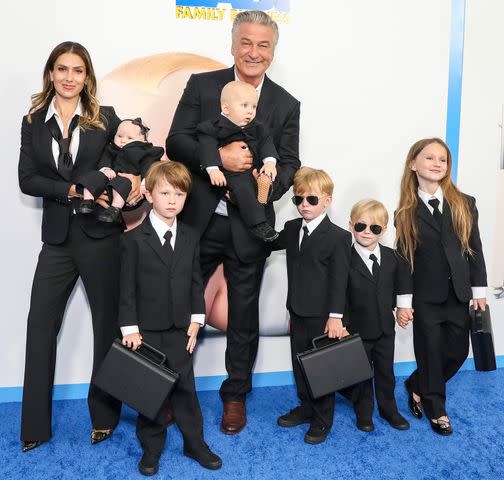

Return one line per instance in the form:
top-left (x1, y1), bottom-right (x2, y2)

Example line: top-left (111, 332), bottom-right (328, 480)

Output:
top-left (184, 444), bottom-right (222, 470)
top-left (430, 418), bottom-right (453, 436)
top-left (97, 206), bottom-right (122, 223)
top-left (405, 381), bottom-right (423, 419)
top-left (277, 406), bottom-right (312, 428)
top-left (304, 424), bottom-right (330, 445)
top-left (138, 453), bottom-right (160, 476)
top-left (91, 429), bottom-right (113, 445)
top-left (22, 440), bottom-right (43, 452)
top-left (250, 222), bottom-right (279, 242)
top-left (77, 199), bottom-right (95, 214)
top-left (356, 416), bottom-right (375, 432)
top-left (380, 412), bottom-right (410, 430)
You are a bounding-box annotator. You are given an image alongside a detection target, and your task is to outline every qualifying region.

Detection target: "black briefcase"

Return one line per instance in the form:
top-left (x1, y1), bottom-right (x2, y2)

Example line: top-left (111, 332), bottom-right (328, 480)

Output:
top-left (93, 339), bottom-right (179, 421)
top-left (297, 334), bottom-right (372, 399)
top-left (470, 305), bottom-right (496, 371)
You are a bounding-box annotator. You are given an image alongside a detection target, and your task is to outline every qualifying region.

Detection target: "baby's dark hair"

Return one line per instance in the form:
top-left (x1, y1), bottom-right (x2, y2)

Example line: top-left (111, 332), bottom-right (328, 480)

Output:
top-left (123, 117), bottom-right (150, 141)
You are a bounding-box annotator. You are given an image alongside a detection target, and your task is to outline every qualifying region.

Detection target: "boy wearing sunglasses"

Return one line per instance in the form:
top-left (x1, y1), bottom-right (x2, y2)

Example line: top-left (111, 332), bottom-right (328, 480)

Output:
top-left (272, 167), bottom-right (352, 445)
top-left (346, 199), bottom-right (410, 432)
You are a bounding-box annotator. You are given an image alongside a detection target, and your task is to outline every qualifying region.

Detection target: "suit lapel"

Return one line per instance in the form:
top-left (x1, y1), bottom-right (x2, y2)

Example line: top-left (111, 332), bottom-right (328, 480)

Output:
top-left (417, 198), bottom-right (441, 232)
top-left (141, 217), bottom-right (172, 269)
top-left (256, 75), bottom-right (274, 125)
top-left (39, 114), bottom-right (60, 174)
top-left (172, 223), bottom-right (188, 270)
top-left (300, 215), bottom-right (330, 254)
top-left (352, 246), bottom-right (375, 283)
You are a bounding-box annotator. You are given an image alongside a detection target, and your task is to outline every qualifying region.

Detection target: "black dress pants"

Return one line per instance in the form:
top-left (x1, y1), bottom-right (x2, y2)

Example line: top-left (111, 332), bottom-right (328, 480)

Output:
top-left (406, 286), bottom-right (470, 419)
top-left (21, 219), bottom-right (122, 441)
top-left (136, 328), bottom-right (205, 457)
top-left (289, 312), bottom-right (335, 430)
top-left (199, 214), bottom-right (265, 403)
top-left (354, 332), bottom-right (398, 420)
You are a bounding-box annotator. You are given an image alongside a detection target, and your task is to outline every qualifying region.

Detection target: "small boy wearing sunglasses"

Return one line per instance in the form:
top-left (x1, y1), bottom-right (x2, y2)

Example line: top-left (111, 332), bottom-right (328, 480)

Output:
top-left (272, 167), bottom-right (352, 445)
top-left (346, 199), bottom-right (409, 432)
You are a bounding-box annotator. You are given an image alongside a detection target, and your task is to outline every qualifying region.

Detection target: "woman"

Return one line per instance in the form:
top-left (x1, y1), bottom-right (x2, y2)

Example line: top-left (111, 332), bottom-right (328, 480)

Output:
top-left (18, 41), bottom-right (141, 452)
top-left (395, 138), bottom-right (487, 435)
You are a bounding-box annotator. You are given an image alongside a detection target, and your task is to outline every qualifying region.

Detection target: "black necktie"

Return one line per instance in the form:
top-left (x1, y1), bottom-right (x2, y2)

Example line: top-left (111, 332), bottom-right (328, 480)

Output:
top-left (46, 115), bottom-right (79, 180)
top-left (369, 253), bottom-right (380, 281)
top-left (300, 225), bottom-right (309, 250)
top-left (428, 198), bottom-right (443, 226)
top-left (163, 230), bottom-right (173, 259)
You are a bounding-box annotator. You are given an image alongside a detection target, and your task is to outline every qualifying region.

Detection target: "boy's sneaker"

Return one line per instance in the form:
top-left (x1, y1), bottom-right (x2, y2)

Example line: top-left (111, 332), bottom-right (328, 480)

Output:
top-left (138, 453), bottom-right (159, 476)
top-left (277, 406), bottom-right (312, 427)
top-left (304, 424), bottom-right (330, 445)
top-left (97, 206), bottom-right (122, 223)
top-left (250, 222), bottom-right (279, 242)
top-left (184, 443), bottom-right (222, 470)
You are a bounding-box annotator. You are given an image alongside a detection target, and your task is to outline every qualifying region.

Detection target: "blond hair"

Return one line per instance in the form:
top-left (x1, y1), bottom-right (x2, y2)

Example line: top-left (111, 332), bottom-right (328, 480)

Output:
top-left (293, 167), bottom-right (334, 196)
top-left (145, 161), bottom-right (192, 194)
top-left (395, 137), bottom-right (473, 271)
top-left (351, 199), bottom-right (389, 226)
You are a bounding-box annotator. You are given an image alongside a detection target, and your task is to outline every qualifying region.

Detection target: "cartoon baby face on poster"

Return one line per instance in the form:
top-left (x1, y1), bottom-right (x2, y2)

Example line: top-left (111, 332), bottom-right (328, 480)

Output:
top-left (98, 53), bottom-right (290, 334)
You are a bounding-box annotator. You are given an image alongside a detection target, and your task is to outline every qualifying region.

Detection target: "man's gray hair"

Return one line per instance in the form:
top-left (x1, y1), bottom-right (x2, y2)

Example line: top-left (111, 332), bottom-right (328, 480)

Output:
top-left (232, 10), bottom-right (279, 45)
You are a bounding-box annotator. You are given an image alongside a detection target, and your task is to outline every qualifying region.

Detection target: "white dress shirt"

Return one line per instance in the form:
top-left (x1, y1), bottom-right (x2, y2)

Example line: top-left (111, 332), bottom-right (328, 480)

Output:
top-left (299, 212), bottom-right (343, 320)
top-left (353, 241), bottom-right (381, 274)
top-left (44, 97), bottom-right (82, 170)
top-left (396, 186), bottom-right (486, 310)
top-left (120, 211), bottom-right (205, 336)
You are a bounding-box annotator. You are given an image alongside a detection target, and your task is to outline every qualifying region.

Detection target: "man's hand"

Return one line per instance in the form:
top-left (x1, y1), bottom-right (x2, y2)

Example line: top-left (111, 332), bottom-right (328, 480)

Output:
top-left (219, 141), bottom-right (253, 172)
top-left (324, 317), bottom-right (346, 339)
top-left (260, 162), bottom-right (277, 181)
top-left (472, 298), bottom-right (487, 311)
top-left (186, 322), bottom-right (201, 354)
top-left (209, 169), bottom-right (227, 187)
top-left (396, 308), bottom-right (414, 329)
top-left (122, 332), bottom-right (142, 350)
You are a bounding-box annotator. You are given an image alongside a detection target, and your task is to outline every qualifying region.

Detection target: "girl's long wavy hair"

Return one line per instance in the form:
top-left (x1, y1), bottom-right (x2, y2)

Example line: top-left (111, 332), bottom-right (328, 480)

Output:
top-left (395, 138), bottom-right (473, 271)
top-left (28, 41), bottom-right (104, 130)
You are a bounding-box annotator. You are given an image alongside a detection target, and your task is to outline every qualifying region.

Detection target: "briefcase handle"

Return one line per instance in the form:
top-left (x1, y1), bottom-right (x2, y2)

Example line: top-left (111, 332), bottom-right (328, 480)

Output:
top-left (137, 342), bottom-right (167, 366)
top-left (312, 333), bottom-right (347, 349)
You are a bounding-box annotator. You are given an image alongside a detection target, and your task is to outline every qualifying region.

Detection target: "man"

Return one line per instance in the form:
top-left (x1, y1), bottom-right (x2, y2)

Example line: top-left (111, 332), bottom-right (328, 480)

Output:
top-left (166, 10), bottom-right (300, 434)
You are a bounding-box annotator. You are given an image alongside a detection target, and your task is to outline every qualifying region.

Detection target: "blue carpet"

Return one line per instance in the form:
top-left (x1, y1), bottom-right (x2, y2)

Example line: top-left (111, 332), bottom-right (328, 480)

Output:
top-left (1, 369), bottom-right (503, 480)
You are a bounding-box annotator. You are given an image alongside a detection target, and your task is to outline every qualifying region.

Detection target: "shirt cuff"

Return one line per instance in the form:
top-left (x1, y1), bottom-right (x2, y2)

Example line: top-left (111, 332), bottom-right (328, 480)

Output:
top-left (121, 325), bottom-right (139, 336)
top-left (206, 166), bottom-right (219, 174)
top-left (396, 294), bottom-right (413, 309)
top-left (471, 287), bottom-right (486, 299)
top-left (262, 157), bottom-right (277, 165)
top-left (191, 314), bottom-right (205, 326)
top-left (329, 313), bottom-right (343, 319)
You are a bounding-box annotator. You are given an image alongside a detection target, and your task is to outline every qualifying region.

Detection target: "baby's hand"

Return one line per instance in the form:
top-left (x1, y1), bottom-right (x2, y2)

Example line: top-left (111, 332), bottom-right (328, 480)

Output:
top-left (122, 332), bottom-right (142, 350)
top-left (209, 169), bottom-right (227, 187)
top-left (102, 167), bottom-right (117, 180)
top-left (260, 162), bottom-right (277, 181)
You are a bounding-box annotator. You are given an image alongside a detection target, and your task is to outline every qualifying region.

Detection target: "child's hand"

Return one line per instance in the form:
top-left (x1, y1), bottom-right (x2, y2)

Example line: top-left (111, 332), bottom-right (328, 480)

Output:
top-left (122, 332), bottom-right (142, 350)
top-left (395, 308), bottom-right (414, 329)
top-left (260, 162), bottom-right (277, 181)
top-left (209, 169), bottom-right (227, 187)
top-left (472, 298), bottom-right (487, 311)
top-left (102, 167), bottom-right (116, 180)
top-left (324, 317), bottom-right (345, 339)
top-left (186, 322), bottom-right (201, 354)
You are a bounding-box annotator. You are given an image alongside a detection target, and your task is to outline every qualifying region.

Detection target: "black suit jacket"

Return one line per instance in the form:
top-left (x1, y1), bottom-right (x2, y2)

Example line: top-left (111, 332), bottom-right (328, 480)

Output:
top-left (346, 244), bottom-right (400, 340)
top-left (166, 66), bottom-right (300, 263)
top-left (118, 216), bottom-right (205, 331)
top-left (18, 106), bottom-right (122, 245)
top-left (273, 216), bottom-right (352, 318)
top-left (396, 195), bottom-right (487, 303)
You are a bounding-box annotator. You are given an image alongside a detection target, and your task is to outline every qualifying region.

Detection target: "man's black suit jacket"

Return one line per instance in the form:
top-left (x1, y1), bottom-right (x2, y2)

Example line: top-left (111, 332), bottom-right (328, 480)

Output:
top-left (118, 216), bottom-right (205, 331)
top-left (396, 195), bottom-right (487, 304)
top-left (18, 106), bottom-right (122, 245)
top-left (273, 216), bottom-right (352, 318)
top-left (166, 66), bottom-right (300, 263)
top-left (346, 244), bottom-right (400, 340)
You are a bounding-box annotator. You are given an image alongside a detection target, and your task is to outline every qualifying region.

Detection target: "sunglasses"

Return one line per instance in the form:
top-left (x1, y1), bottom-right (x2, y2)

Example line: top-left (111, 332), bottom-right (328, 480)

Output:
top-left (291, 195), bottom-right (326, 206)
top-left (353, 222), bottom-right (383, 235)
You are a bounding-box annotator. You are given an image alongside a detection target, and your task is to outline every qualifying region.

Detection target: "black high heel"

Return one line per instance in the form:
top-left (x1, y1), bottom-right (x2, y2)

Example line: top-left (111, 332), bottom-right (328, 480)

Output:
top-left (91, 429), bottom-right (113, 445)
top-left (22, 440), bottom-right (43, 452)
top-left (404, 381), bottom-right (423, 419)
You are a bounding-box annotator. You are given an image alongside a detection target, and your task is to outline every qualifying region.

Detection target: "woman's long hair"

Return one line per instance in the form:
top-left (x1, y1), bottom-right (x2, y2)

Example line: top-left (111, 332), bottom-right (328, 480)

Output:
top-left (395, 138), bottom-right (473, 271)
top-left (28, 41), bottom-right (104, 129)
